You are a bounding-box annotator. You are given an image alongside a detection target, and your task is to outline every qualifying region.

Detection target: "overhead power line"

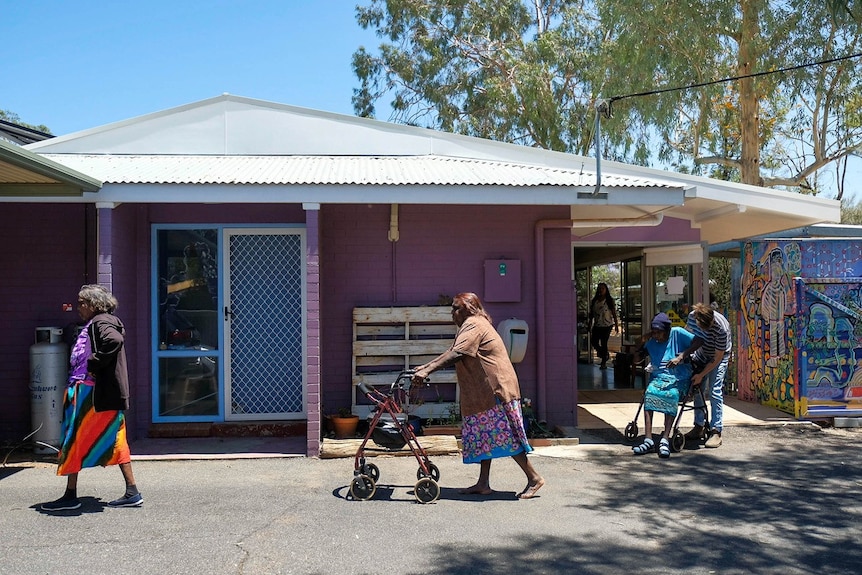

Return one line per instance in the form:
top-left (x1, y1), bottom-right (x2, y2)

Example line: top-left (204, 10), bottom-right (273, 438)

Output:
top-left (604, 51), bottom-right (862, 115)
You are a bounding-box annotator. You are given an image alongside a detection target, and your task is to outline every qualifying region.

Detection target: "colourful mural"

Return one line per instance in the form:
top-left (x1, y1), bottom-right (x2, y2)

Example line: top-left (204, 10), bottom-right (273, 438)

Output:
top-left (739, 238), bottom-right (862, 417)
top-left (796, 278), bottom-right (862, 417)
top-left (739, 241), bottom-right (799, 412)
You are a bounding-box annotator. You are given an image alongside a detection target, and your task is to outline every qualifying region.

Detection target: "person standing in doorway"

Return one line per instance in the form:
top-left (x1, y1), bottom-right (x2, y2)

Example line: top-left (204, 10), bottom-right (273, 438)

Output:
top-left (589, 282), bottom-right (619, 370)
top-left (41, 284), bottom-right (143, 511)
top-left (411, 292), bottom-right (544, 499)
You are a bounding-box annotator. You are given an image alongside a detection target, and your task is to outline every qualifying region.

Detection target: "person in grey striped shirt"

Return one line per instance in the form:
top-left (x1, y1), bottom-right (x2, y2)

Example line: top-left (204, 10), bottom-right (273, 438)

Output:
top-left (667, 302), bottom-right (732, 448)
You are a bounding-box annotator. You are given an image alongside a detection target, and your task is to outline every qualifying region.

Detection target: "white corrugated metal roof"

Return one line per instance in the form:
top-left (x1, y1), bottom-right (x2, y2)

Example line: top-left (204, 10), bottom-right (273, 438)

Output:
top-left (15, 94), bottom-right (839, 243)
top-left (41, 154), bottom-right (675, 188)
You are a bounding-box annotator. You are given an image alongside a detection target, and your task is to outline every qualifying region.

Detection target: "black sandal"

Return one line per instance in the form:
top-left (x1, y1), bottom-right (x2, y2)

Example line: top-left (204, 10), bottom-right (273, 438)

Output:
top-left (632, 437), bottom-right (654, 455)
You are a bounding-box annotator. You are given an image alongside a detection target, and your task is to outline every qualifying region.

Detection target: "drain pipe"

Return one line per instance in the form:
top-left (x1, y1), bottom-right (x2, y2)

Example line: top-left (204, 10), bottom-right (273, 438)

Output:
top-left (534, 219), bottom-right (577, 423)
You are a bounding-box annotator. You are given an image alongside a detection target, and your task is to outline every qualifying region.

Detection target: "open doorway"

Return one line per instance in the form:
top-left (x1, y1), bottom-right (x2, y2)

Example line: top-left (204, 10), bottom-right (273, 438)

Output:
top-left (575, 249), bottom-right (701, 391)
top-left (576, 261), bottom-right (639, 390)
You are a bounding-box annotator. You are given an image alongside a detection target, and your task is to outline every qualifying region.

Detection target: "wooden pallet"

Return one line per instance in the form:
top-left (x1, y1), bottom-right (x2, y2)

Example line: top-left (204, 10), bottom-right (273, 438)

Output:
top-left (352, 306), bottom-right (459, 418)
top-left (319, 435), bottom-right (460, 459)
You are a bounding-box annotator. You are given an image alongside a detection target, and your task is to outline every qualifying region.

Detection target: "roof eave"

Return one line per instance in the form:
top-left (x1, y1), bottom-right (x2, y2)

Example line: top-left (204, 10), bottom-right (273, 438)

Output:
top-left (0, 139), bottom-right (102, 196)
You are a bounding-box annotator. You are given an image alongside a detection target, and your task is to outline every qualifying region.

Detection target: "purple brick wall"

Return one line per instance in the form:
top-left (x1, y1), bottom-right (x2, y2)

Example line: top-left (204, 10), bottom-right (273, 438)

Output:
top-left (318, 204), bottom-right (579, 425)
top-left (5, 198), bottom-right (686, 442)
top-left (0, 203), bottom-right (95, 442)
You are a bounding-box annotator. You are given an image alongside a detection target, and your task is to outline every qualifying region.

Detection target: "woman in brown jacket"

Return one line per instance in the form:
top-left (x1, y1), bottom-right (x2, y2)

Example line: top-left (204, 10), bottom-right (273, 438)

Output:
top-left (412, 292), bottom-right (544, 499)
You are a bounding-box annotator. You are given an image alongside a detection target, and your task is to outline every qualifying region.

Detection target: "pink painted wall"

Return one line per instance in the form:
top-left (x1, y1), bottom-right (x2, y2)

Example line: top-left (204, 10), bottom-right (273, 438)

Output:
top-left (318, 204), bottom-right (579, 426)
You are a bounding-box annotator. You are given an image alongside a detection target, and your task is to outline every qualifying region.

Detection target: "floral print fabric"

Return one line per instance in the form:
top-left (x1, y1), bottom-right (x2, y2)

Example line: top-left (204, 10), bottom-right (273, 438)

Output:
top-left (461, 398), bottom-right (533, 464)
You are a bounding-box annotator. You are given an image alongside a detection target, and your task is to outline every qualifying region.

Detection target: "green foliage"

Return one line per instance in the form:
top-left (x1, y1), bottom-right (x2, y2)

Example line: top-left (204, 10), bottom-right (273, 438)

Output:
top-left (841, 195), bottom-right (862, 223)
top-left (708, 257), bottom-right (734, 311)
top-left (353, 0), bottom-right (606, 155)
top-left (827, 0), bottom-right (862, 21)
top-left (0, 109), bottom-right (52, 134)
top-left (353, 0), bottom-right (862, 193)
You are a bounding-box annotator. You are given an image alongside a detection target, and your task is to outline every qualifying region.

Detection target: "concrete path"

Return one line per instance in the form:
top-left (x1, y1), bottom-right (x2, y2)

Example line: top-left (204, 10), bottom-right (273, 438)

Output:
top-left (99, 393), bottom-right (803, 462)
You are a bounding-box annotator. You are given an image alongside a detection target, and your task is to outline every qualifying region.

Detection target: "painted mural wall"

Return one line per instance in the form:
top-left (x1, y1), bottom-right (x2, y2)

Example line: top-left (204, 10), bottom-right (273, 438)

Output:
top-left (795, 277), bottom-right (862, 417)
top-left (738, 238), bottom-right (862, 416)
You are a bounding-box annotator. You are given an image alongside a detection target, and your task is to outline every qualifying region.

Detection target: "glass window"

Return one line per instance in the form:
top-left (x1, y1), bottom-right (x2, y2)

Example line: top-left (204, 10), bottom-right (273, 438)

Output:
top-left (621, 259), bottom-right (642, 345)
top-left (654, 265), bottom-right (693, 327)
top-left (158, 356), bottom-right (219, 416)
top-left (157, 229), bottom-right (219, 350)
top-left (155, 228), bottom-right (221, 421)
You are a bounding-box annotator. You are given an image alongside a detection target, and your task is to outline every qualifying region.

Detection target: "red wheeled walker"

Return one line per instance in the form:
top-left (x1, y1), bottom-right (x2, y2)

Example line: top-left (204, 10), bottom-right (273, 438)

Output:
top-left (350, 371), bottom-right (441, 504)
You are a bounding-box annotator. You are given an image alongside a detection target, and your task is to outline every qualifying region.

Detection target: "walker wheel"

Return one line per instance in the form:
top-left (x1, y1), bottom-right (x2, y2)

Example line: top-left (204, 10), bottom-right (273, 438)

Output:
top-left (417, 463), bottom-right (440, 482)
top-left (671, 431), bottom-right (685, 453)
top-left (362, 462), bottom-right (380, 482)
top-left (349, 475), bottom-right (377, 501)
top-left (414, 477), bottom-right (440, 504)
top-left (624, 422), bottom-right (638, 441)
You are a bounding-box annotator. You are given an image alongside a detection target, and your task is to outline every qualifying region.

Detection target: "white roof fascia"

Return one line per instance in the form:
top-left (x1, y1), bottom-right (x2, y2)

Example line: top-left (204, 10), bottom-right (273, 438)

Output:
top-left (680, 182), bottom-right (840, 223)
top-left (0, 182), bottom-right (683, 205)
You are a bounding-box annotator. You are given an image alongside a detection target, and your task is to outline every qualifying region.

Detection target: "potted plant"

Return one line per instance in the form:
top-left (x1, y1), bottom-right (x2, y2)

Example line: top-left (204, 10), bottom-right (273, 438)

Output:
top-left (330, 407), bottom-right (360, 439)
top-left (422, 403), bottom-right (462, 437)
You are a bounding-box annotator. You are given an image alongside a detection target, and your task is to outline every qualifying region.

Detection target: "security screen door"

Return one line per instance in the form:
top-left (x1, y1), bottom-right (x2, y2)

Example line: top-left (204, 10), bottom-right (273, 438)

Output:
top-left (224, 229), bottom-right (306, 420)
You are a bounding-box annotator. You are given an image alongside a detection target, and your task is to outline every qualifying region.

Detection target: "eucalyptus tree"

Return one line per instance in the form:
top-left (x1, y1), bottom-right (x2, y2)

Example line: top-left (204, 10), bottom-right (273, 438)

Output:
top-left (842, 196), bottom-right (862, 223)
top-left (353, 1), bottom-right (862, 196)
top-left (352, 0), bottom-right (612, 156)
top-left (600, 0), bottom-right (862, 194)
top-left (0, 110), bottom-right (51, 134)
top-left (828, 0), bottom-right (862, 20)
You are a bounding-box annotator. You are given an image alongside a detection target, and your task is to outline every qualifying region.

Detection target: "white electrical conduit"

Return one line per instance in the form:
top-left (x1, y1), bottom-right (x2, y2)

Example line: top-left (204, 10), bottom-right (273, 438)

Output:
top-left (570, 214), bottom-right (664, 228)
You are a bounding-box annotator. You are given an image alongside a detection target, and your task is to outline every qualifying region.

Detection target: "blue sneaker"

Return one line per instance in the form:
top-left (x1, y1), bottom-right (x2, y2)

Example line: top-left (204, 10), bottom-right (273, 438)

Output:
top-left (107, 492), bottom-right (143, 507)
top-left (41, 496), bottom-right (82, 511)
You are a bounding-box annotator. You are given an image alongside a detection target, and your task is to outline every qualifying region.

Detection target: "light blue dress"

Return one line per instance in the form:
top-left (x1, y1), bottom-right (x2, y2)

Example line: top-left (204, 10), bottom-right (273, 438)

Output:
top-left (643, 327), bottom-right (696, 415)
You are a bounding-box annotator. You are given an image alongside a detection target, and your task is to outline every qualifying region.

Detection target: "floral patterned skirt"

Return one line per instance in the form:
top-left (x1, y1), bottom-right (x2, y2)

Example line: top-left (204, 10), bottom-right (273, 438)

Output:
top-left (461, 398), bottom-right (532, 464)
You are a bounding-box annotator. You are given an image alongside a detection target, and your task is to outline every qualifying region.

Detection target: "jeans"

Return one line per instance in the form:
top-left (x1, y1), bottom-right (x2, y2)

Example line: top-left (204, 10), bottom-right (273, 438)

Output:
top-left (693, 354), bottom-right (727, 432)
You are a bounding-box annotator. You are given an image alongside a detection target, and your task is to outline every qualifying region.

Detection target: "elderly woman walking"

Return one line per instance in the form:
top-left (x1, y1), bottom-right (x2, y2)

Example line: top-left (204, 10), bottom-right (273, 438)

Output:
top-left (41, 284), bottom-right (143, 511)
top-left (412, 292), bottom-right (544, 499)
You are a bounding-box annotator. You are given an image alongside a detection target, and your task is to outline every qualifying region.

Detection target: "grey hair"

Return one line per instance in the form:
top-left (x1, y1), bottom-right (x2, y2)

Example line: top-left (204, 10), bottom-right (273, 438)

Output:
top-left (78, 284), bottom-right (118, 313)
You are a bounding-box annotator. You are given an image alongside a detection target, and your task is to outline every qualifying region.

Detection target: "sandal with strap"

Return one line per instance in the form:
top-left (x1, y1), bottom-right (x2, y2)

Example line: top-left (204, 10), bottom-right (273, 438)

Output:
top-left (632, 437), bottom-right (654, 455)
top-left (658, 437), bottom-right (671, 459)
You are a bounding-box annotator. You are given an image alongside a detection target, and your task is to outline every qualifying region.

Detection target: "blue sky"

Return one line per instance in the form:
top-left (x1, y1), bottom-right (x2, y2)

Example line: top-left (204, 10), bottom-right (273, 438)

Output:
top-left (1, 2), bottom-right (857, 201)
top-left (0, 1), bottom-right (377, 135)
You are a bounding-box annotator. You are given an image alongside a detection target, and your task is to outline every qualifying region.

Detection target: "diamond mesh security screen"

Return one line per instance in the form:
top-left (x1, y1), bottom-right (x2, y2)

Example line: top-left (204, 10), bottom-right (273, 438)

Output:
top-left (227, 231), bottom-right (304, 418)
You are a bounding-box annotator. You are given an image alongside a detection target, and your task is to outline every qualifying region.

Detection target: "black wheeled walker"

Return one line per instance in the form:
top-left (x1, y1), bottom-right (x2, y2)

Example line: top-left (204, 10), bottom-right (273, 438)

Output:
top-left (624, 372), bottom-right (710, 453)
top-left (350, 371), bottom-right (441, 504)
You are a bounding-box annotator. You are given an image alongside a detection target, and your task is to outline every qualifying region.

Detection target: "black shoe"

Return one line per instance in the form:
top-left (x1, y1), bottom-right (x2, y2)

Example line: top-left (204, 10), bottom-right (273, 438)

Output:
top-left (684, 424), bottom-right (706, 441)
top-left (41, 496), bottom-right (81, 511)
top-left (107, 492), bottom-right (143, 507)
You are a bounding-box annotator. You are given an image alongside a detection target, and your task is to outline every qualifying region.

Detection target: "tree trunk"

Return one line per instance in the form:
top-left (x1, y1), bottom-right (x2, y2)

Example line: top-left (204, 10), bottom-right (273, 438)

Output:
top-left (738, 0), bottom-right (763, 186)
